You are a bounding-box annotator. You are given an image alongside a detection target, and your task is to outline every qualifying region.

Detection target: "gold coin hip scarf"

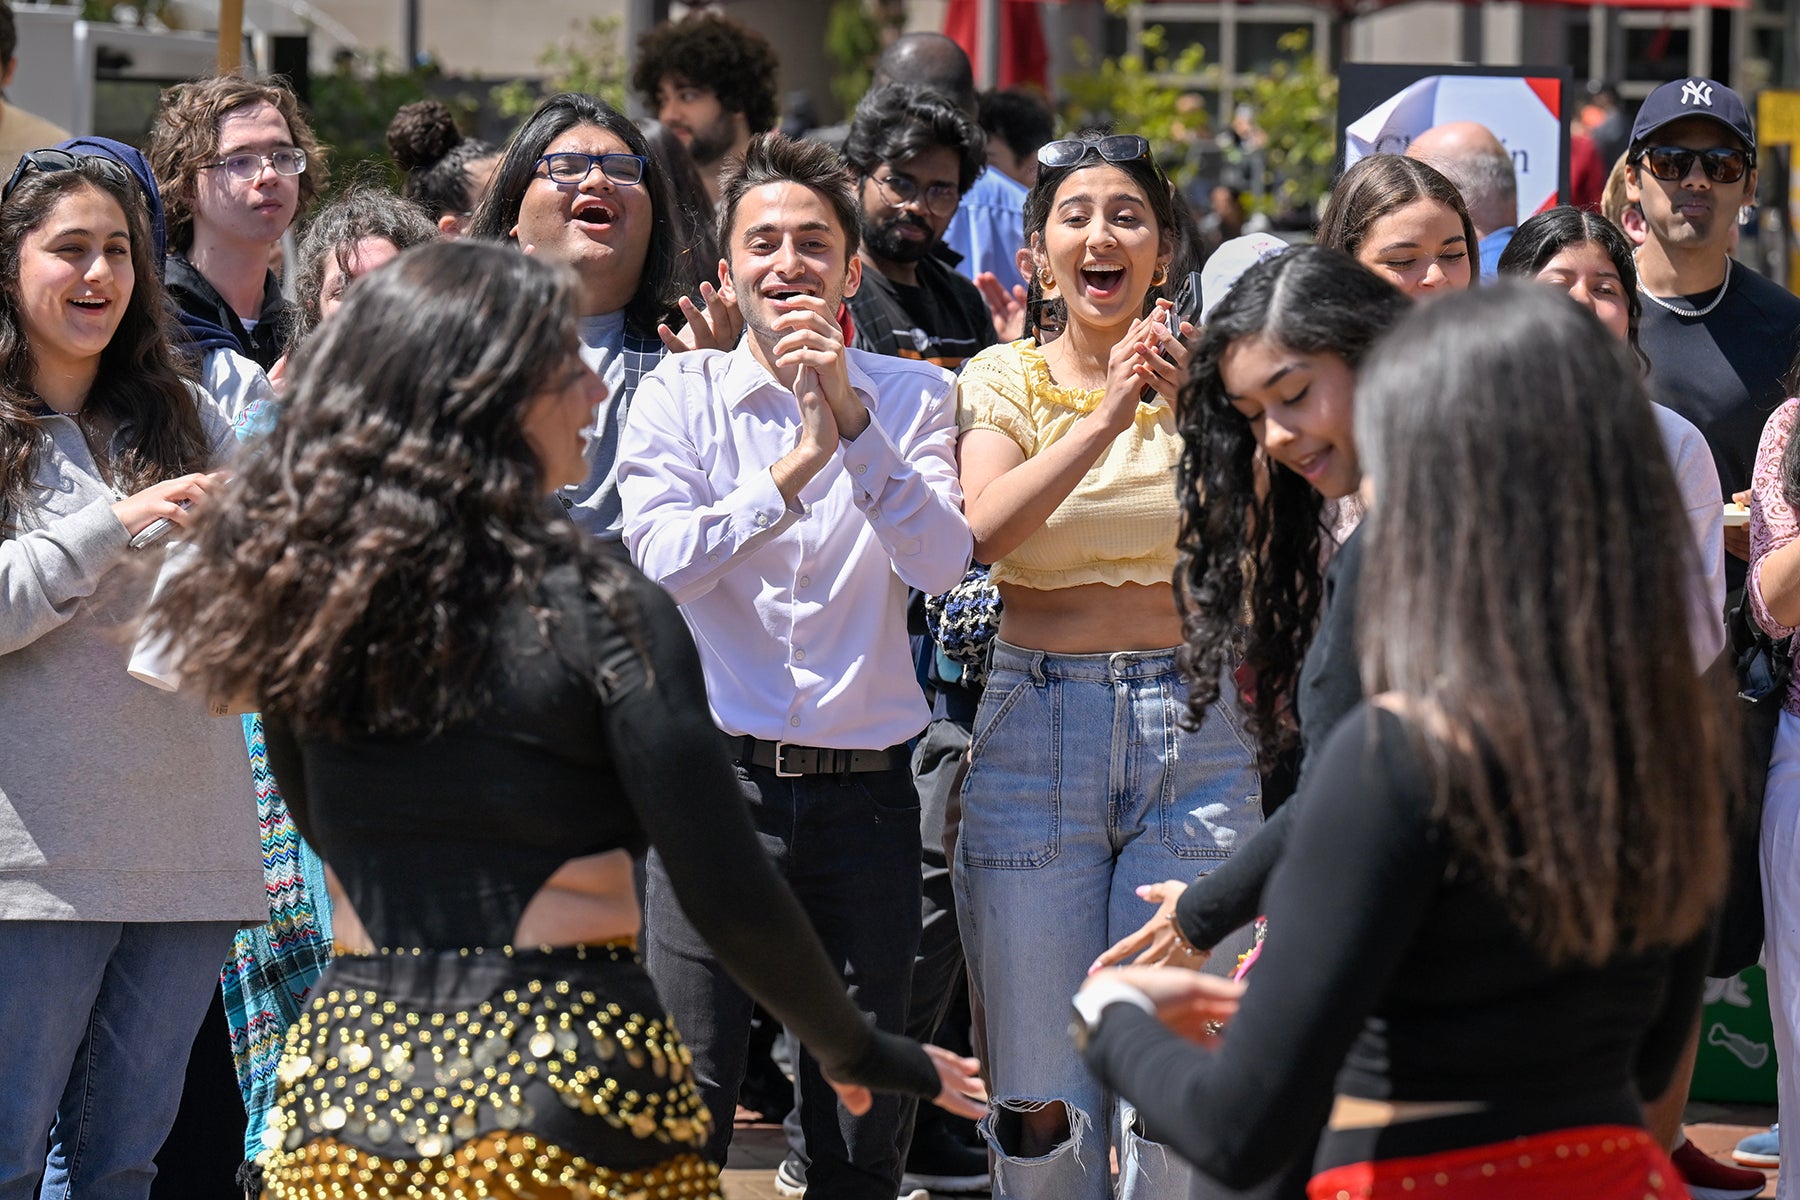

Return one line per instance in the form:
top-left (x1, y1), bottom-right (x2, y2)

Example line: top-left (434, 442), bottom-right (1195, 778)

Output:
top-left (259, 942), bottom-right (721, 1200)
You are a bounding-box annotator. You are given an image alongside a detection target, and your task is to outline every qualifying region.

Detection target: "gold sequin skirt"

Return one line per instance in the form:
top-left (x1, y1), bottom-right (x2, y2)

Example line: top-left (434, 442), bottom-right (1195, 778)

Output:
top-left (258, 942), bottom-right (721, 1200)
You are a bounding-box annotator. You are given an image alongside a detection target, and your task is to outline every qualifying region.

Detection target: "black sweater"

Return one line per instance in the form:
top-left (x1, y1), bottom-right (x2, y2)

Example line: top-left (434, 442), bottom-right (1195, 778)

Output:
top-left (1083, 704), bottom-right (1710, 1188)
top-left (264, 556), bottom-right (940, 1101)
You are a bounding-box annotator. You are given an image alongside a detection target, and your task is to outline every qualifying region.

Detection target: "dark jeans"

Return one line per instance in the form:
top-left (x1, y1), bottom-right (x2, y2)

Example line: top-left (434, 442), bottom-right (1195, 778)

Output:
top-left (890, 715), bottom-right (975, 1165)
top-left (644, 757), bottom-right (923, 1200)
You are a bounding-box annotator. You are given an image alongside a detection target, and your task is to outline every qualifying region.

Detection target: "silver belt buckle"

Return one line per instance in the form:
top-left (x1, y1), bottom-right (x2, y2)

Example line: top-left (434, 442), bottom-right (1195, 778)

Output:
top-left (773, 741), bottom-right (804, 778)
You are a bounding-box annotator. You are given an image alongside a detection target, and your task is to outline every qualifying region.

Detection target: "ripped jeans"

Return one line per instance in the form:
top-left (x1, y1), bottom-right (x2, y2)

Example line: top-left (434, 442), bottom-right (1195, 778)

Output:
top-left (954, 642), bottom-right (1263, 1200)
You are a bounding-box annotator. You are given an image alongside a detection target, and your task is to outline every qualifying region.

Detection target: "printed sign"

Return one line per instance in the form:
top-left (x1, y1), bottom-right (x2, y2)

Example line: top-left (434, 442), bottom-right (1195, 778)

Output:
top-left (1339, 65), bottom-right (1573, 225)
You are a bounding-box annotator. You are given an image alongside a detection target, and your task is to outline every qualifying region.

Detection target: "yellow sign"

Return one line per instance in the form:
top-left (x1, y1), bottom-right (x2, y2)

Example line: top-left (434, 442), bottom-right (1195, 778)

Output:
top-left (1760, 90), bottom-right (1800, 146)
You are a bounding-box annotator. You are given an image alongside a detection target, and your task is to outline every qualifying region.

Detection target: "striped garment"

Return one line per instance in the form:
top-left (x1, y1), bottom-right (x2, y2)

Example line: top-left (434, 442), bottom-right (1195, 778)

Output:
top-left (220, 712), bottom-right (335, 1162)
top-left (219, 390), bottom-right (335, 1162)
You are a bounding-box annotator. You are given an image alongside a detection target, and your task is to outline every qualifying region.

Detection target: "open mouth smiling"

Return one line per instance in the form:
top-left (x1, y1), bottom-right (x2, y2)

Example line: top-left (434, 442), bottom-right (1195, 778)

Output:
top-left (1079, 263), bottom-right (1125, 294)
top-left (572, 198), bottom-right (617, 227)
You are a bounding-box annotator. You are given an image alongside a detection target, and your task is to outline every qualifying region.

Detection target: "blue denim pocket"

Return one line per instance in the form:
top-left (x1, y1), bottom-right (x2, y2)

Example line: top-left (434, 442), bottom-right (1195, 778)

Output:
top-left (1156, 675), bottom-right (1262, 860)
top-left (960, 670), bottom-right (1060, 869)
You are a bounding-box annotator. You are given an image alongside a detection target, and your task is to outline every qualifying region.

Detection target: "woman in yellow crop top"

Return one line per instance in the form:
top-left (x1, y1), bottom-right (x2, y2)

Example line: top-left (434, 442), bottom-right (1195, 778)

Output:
top-left (950, 135), bottom-right (1263, 1200)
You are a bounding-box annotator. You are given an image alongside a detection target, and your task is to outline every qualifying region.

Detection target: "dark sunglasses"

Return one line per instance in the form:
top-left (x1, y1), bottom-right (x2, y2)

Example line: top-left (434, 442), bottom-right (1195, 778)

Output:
top-left (1636, 145), bottom-right (1752, 185)
top-left (3, 149), bottom-right (132, 205)
top-left (1037, 135), bottom-right (1153, 171)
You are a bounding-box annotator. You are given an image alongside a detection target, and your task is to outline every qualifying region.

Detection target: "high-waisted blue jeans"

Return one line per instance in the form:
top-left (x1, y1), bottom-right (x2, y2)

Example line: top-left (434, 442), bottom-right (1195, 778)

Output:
top-left (954, 641), bottom-right (1263, 1200)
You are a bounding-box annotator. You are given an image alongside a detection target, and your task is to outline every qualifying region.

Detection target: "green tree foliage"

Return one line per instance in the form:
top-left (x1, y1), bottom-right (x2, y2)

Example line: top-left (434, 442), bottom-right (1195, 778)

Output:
top-left (1061, 26), bottom-right (1213, 190)
top-left (825, 0), bottom-right (906, 118)
top-left (307, 55), bottom-right (437, 191)
top-left (491, 16), bottom-right (627, 119)
top-left (1239, 30), bottom-right (1337, 217)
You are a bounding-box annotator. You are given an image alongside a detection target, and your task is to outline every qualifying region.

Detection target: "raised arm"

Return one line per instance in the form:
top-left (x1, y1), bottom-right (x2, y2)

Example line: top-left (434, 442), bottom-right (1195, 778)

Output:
top-left (1749, 400), bottom-right (1800, 636)
top-left (616, 366), bottom-right (801, 606)
top-left (960, 319), bottom-right (1180, 564)
top-left (0, 502), bottom-right (131, 656)
top-left (1080, 707), bottom-right (1442, 1188)
top-left (598, 573), bottom-right (950, 1100)
top-left (838, 371), bottom-right (972, 594)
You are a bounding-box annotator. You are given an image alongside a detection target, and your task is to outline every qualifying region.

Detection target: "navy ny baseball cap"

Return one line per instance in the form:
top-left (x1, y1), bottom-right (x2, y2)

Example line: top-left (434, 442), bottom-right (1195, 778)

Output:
top-left (1630, 77), bottom-right (1756, 153)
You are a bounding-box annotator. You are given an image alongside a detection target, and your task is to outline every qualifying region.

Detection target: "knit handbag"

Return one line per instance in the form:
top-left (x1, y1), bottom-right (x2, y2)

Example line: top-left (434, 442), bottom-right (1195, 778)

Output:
top-left (923, 564), bottom-right (1002, 685)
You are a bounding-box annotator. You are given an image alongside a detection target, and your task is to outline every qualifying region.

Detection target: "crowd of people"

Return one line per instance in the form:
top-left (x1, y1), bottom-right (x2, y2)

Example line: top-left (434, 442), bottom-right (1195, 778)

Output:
top-left (0, 3), bottom-right (1797, 1198)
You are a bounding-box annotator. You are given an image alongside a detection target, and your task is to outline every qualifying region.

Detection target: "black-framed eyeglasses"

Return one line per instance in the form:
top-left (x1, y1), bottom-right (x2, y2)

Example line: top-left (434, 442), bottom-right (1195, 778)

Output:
top-left (1636, 145), bottom-right (1752, 185)
top-left (201, 148), bottom-right (307, 182)
top-left (3, 149), bottom-right (132, 204)
top-left (535, 152), bottom-right (648, 187)
top-left (1037, 135), bottom-right (1153, 170)
top-left (868, 170), bottom-right (960, 217)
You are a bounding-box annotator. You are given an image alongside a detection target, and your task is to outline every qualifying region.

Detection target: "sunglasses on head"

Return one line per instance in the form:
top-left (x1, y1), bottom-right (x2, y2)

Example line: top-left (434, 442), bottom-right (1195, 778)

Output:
top-left (1636, 145), bottom-right (1752, 185)
top-left (3, 149), bottom-right (133, 205)
top-left (1037, 135), bottom-right (1154, 171)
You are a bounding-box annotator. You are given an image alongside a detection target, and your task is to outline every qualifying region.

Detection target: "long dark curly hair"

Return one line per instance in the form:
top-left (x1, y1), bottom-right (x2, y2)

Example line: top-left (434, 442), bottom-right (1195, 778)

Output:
top-left (1175, 246), bottom-right (1409, 763)
top-left (145, 241), bottom-right (642, 739)
top-left (0, 163), bottom-right (206, 530)
top-left (469, 92), bottom-right (691, 332)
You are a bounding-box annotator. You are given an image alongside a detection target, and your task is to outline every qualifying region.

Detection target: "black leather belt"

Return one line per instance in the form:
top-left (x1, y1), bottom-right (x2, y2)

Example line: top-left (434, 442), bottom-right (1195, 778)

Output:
top-left (733, 736), bottom-right (907, 777)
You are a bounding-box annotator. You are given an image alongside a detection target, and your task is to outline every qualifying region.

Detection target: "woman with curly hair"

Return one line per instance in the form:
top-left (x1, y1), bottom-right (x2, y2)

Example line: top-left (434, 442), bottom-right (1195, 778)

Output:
top-left (1317, 154), bottom-right (1476, 298)
top-left (1077, 281), bottom-right (1729, 1200)
top-left (952, 132), bottom-right (1261, 1200)
top-left (145, 239), bottom-right (983, 1199)
top-left (1092, 257), bottom-right (1410, 1191)
top-left (386, 99), bottom-right (498, 238)
top-left (0, 151), bottom-right (256, 1199)
top-left (287, 185), bottom-right (438, 352)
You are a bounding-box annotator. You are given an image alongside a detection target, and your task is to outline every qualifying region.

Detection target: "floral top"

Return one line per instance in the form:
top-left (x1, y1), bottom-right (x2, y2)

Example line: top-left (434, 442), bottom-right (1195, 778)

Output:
top-left (1748, 398), bottom-right (1800, 716)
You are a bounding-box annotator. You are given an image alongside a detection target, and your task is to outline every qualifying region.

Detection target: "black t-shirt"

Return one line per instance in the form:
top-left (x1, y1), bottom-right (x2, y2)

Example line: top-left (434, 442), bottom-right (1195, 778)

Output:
top-left (263, 556), bottom-right (940, 1100)
top-left (1641, 263), bottom-right (1800, 588)
top-left (1085, 704), bottom-right (1710, 1189)
top-left (848, 253), bottom-right (995, 373)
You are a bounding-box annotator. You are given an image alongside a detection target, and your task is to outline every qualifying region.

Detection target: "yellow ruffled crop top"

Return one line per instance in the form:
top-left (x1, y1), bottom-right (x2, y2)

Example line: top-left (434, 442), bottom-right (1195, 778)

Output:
top-left (957, 339), bottom-right (1181, 591)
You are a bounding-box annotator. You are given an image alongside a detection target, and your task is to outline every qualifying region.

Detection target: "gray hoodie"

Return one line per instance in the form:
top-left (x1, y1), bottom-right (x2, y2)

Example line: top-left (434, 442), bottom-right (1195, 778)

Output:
top-left (0, 398), bottom-right (263, 922)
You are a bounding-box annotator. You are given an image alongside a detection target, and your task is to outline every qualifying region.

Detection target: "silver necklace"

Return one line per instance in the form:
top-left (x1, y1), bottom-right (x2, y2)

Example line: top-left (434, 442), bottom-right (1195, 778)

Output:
top-left (1637, 256), bottom-right (1732, 318)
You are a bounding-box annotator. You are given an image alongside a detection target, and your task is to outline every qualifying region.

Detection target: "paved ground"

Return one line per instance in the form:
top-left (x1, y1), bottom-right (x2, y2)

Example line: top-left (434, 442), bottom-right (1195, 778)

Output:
top-left (720, 1105), bottom-right (1783, 1199)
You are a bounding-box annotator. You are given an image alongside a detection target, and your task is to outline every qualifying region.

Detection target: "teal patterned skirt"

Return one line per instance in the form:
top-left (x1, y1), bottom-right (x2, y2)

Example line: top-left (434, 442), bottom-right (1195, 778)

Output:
top-left (221, 713), bottom-right (334, 1161)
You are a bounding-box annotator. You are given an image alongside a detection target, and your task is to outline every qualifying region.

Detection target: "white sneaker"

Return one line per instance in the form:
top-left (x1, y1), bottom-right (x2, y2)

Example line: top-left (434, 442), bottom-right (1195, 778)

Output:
top-left (775, 1157), bottom-right (933, 1200)
top-left (773, 1157), bottom-right (807, 1198)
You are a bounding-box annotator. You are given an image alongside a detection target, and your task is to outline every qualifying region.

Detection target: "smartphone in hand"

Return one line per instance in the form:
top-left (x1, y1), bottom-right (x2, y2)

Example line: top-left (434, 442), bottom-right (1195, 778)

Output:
top-left (128, 499), bottom-right (192, 551)
top-left (1172, 271), bottom-right (1205, 329)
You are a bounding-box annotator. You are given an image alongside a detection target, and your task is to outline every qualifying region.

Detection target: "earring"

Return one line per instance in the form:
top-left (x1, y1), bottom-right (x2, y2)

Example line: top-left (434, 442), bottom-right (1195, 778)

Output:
top-left (1150, 264), bottom-right (1169, 288)
top-left (1038, 266), bottom-right (1057, 290)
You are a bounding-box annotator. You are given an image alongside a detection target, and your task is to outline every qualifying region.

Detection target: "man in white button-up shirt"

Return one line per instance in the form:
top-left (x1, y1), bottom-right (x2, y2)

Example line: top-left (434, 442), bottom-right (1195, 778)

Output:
top-left (619, 133), bottom-right (972, 1200)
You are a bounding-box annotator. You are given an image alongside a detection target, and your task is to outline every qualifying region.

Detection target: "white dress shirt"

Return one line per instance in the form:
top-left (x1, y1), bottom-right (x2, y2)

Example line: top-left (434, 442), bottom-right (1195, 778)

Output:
top-left (618, 340), bottom-right (973, 749)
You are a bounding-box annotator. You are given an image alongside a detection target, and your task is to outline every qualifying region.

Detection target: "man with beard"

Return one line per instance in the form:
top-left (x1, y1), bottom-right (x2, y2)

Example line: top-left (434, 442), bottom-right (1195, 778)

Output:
top-left (632, 11), bottom-right (777, 206)
top-left (844, 84), bottom-right (994, 373)
top-left (1625, 75), bottom-right (1800, 1200)
top-left (1627, 76), bottom-right (1800, 579)
top-left (618, 132), bottom-right (975, 1200)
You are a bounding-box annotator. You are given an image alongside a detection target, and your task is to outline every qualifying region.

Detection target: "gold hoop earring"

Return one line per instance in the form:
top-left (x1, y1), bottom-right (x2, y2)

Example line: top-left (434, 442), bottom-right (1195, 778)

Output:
top-left (1038, 266), bottom-right (1057, 290)
top-left (1150, 264), bottom-right (1169, 288)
